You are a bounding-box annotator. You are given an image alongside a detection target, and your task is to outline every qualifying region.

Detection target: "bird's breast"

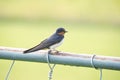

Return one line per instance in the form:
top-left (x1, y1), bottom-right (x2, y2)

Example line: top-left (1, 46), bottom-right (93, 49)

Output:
top-left (50, 39), bottom-right (64, 49)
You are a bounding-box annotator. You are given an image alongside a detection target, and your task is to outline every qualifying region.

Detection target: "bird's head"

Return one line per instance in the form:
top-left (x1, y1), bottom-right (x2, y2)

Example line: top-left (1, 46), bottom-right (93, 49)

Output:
top-left (56, 28), bottom-right (67, 36)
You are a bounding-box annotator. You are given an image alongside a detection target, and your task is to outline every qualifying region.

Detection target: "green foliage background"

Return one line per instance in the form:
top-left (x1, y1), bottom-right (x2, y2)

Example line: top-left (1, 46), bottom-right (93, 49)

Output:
top-left (0, 0), bottom-right (120, 80)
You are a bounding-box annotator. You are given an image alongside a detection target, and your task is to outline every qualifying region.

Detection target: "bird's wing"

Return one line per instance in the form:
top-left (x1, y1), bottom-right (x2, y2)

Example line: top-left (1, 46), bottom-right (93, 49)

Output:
top-left (23, 36), bottom-right (63, 53)
top-left (23, 39), bottom-right (48, 53)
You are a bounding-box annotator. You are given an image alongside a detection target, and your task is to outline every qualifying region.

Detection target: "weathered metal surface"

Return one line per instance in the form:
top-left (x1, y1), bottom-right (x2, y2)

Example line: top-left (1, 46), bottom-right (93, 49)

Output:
top-left (0, 46), bottom-right (120, 70)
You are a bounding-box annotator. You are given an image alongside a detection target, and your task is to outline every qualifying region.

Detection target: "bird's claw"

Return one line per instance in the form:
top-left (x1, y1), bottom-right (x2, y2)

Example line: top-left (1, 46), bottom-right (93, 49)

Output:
top-left (48, 50), bottom-right (60, 55)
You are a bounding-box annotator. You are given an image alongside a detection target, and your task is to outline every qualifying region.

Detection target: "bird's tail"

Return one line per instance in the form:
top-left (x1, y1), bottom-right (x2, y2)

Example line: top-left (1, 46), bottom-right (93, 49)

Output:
top-left (23, 44), bottom-right (42, 54)
top-left (23, 49), bottom-right (33, 53)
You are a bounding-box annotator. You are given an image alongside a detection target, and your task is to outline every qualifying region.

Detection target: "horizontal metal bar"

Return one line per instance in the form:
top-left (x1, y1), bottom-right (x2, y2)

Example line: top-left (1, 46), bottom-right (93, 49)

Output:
top-left (0, 46), bottom-right (120, 70)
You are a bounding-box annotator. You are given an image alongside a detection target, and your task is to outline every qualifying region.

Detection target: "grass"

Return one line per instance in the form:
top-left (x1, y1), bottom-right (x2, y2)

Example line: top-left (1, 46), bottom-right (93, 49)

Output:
top-left (0, 0), bottom-right (120, 24)
top-left (0, 21), bottom-right (120, 80)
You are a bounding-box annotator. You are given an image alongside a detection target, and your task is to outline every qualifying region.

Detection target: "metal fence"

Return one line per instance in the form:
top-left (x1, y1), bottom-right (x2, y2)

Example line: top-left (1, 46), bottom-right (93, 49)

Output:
top-left (0, 46), bottom-right (120, 70)
top-left (0, 46), bottom-right (120, 80)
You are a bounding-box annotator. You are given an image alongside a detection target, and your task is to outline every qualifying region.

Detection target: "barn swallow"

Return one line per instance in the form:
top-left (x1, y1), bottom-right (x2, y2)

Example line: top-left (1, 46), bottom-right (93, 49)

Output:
top-left (23, 28), bottom-right (67, 53)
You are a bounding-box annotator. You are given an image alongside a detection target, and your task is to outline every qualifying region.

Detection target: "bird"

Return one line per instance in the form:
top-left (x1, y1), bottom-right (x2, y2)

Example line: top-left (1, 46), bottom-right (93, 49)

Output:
top-left (23, 27), bottom-right (67, 54)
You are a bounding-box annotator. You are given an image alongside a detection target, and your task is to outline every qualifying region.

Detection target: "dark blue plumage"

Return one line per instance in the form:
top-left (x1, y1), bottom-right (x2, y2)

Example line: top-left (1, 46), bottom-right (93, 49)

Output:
top-left (23, 28), bottom-right (67, 53)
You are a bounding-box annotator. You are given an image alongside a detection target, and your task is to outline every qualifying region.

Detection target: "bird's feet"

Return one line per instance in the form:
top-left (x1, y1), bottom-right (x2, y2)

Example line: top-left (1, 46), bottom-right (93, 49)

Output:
top-left (48, 50), bottom-right (60, 55)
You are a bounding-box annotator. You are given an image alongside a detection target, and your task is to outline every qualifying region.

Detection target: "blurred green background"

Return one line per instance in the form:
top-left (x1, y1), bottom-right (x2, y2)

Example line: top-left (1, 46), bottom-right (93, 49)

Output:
top-left (0, 0), bottom-right (120, 80)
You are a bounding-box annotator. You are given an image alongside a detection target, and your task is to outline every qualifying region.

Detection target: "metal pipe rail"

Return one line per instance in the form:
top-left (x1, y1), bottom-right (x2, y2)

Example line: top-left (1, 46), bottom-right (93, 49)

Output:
top-left (0, 46), bottom-right (120, 70)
